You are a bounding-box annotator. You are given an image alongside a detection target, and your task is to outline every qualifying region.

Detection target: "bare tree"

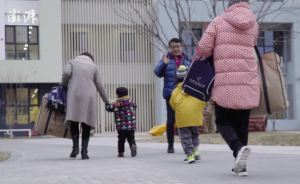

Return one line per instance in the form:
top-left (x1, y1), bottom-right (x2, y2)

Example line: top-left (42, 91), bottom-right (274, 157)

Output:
top-left (204, 0), bottom-right (300, 43)
top-left (108, 0), bottom-right (202, 56)
top-left (0, 73), bottom-right (27, 137)
top-left (268, 113), bottom-right (278, 131)
top-left (108, 0), bottom-right (299, 58)
top-left (203, 0), bottom-right (227, 19)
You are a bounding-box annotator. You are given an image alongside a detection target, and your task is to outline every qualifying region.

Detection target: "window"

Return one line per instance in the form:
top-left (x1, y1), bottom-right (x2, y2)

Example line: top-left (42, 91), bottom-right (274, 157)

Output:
top-left (5, 26), bottom-right (39, 60)
top-left (120, 33), bottom-right (135, 62)
top-left (4, 87), bottom-right (39, 125)
top-left (257, 30), bottom-right (291, 62)
top-left (181, 29), bottom-right (202, 58)
top-left (72, 32), bottom-right (87, 53)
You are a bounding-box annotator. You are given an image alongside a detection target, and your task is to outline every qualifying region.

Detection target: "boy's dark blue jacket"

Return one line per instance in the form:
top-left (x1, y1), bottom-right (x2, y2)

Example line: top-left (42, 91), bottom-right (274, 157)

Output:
top-left (154, 53), bottom-right (191, 99)
top-left (105, 96), bottom-right (137, 131)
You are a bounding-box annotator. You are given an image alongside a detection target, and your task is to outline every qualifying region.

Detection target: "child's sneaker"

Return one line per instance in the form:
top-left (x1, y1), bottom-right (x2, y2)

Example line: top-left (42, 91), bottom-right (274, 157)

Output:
top-left (184, 155), bottom-right (195, 164)
top-left (130, 144), bottom-right (137, 157)
top-left (118, 153), bottom-right (124, 157)
top-left (193, 148), bottom-right (200, 160)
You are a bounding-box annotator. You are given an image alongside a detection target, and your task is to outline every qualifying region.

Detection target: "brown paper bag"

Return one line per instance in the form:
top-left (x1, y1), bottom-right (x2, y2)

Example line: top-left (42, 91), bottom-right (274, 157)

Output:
top-left (35, 94), bottom-right (71, 139)
top-left (250, 47), bottom-right (289, 117)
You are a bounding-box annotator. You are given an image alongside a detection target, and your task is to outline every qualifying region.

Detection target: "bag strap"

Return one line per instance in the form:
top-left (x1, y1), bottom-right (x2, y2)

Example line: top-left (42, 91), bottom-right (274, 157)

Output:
top-left (63, 129), bottom-right (68, 138)
top-left (255, 46), bottom-right (271, 115)
top-left (44, 110), bottom-right (53, 134)
top-left (202, 55), bottom-right (214, 66)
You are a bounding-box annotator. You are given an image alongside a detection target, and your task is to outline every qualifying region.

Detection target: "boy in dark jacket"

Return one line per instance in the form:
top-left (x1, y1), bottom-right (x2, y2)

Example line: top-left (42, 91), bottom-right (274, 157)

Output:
top-left (106, 87), bottom-right (137, 157)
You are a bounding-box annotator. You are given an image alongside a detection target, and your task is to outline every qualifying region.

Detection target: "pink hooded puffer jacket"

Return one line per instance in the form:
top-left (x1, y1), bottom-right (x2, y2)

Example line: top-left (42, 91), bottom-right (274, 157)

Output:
top-left (198, 2), bottom-right (260, 110)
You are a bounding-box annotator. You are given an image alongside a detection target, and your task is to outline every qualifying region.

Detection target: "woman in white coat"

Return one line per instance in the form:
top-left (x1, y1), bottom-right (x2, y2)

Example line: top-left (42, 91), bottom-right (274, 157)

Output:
top-left (62, 52), bottom-right (110, 160)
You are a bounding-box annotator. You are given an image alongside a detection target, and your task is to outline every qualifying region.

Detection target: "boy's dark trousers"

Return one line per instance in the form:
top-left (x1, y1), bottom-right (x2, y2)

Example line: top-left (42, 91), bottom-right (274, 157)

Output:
top-left (215, 104), bottom-right (251, 158)
top-left (166, 98), bottom-right (176, 144)
top-left (118, 130), bottom-right (136, 153)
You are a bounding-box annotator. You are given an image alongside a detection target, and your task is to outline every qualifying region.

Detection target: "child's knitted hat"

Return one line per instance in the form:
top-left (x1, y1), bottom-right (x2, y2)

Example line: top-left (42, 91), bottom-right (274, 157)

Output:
top-left (177, 65), bottom-right (188, 80)
top-left (116, 87), bottom-right (128, 97)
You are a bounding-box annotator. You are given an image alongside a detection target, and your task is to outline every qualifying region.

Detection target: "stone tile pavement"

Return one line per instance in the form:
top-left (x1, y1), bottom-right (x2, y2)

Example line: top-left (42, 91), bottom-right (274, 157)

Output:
top-left (0, 134), bottom-right (299, 184)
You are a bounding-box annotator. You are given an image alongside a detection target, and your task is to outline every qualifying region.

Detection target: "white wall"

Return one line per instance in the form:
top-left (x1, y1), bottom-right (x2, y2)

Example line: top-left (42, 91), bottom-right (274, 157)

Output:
top-left (61, 0), bottom-right (156, 133)
top-left (153, 2), bottom-right (170, 126)
top-left (0, 0), bottom-right (62, 83)
top-left (267, 120), bottom-right (299, 131)
top-left (4, 0), bottom-right (39, 25)
top-left (0, 0), bottom-right (4, 60)
top-left (4, 1), bottom-right (39, 13)
top-left (61, 2), bottom-right (152, 25)
top-left (291, 22), bottom-right (300, 129)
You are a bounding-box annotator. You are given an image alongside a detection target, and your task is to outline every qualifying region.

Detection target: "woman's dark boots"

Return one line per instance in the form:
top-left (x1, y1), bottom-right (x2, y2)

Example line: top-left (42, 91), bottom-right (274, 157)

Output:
top-left (70, 133), bottom-right (90, 159)
top-left (70, 134), bottom-right (79, 158)
top-left (81, 135), bottom-right (90, 160)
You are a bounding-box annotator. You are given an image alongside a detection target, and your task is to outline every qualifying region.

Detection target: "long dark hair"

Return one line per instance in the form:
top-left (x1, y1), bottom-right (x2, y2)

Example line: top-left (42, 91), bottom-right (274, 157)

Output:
top-left (80, 52), bottom-right (94, 62)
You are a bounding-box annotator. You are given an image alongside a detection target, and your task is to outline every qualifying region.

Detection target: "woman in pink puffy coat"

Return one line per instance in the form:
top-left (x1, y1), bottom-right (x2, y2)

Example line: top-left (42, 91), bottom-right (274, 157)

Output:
top-left (198, 0), bottom-right (259, 177)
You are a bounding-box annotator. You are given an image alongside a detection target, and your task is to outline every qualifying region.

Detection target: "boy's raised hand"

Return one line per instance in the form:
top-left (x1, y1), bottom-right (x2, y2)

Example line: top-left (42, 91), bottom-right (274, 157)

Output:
top-left (163, 53), bottom-right (170, 64)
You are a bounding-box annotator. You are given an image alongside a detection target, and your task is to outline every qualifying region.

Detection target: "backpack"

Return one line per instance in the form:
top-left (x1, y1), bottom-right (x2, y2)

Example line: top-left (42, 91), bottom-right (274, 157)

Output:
top-left (182, 56), bottom-right (214, 102)
top-left (46, 85), bottom-right (68, 114)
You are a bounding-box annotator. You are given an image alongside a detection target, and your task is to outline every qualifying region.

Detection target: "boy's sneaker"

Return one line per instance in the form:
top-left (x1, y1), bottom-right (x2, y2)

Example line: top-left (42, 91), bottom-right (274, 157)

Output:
top-left (193, 148), bottom-right (201, 160)
top-left (234, 146), bottom-right (251, 173)
top-left (184, 155), bottom-right (195, 164)
top-left (231, 168), bottom-right (248, 177)
top-left (131, 144), bottom-right (137, 157)
top-left (118, 153), bottom-right (124, 157)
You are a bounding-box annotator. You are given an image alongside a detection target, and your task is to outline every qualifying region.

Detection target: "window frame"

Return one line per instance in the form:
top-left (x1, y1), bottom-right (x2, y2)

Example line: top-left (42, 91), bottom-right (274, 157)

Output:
top-left (180, 28), bottom-right (202, 58)
top-left (5, 25), bottom-right (39, 60)
top-left (4, 85), bottom-right (40, 125)
top-left (72, 32), bottom-right (87, 53)
top-left (257, 29), bottom-right (291, 63)
top-left (120, 33), bottom-right (136, 63)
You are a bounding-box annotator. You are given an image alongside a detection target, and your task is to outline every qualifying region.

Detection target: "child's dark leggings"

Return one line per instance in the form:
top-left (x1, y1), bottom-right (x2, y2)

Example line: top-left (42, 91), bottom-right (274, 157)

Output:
top-left (117, 130), bottom-right (136, 153)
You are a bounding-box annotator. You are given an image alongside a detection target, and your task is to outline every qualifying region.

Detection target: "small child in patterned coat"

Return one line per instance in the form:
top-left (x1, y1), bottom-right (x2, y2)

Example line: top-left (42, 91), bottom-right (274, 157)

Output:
top-left (106, 87), bottom-right (137, 157)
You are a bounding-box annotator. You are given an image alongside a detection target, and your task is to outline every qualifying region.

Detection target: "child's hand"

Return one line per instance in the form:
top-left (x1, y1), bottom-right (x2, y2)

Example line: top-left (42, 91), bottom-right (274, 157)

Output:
top-left (105, 102), bottom-right (119, 112)
top-left (105, 103), bottom-right (115, 112)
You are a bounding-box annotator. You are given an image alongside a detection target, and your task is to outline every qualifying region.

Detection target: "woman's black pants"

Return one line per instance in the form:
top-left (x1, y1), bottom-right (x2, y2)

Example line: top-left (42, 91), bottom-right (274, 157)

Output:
top-left (215, 104), bottom-right (251, 158)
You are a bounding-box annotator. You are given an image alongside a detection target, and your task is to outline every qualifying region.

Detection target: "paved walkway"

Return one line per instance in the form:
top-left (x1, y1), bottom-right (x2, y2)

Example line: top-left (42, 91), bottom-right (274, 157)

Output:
top-left (0, 135), bottom-right (299, 184)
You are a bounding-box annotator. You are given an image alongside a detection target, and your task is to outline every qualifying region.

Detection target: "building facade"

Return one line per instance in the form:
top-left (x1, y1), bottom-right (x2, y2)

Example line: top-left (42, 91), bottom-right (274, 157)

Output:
top-left (0, 0), bottom-right (62, 136)
top-left (0, 0), bottom-right (299, 137)
top-left (0, 0), bottom-right (155, 136)
top-left (60, 0), bottom-right (155, 133)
